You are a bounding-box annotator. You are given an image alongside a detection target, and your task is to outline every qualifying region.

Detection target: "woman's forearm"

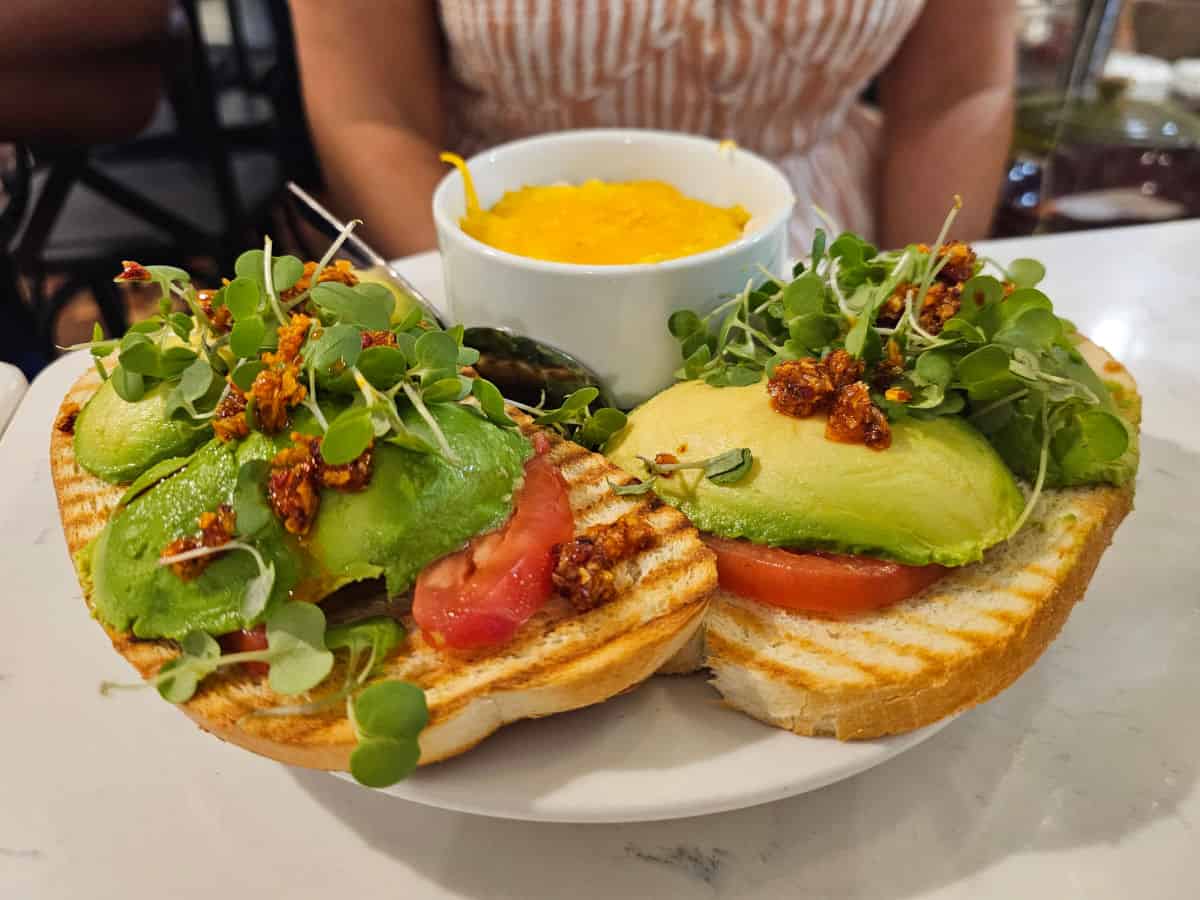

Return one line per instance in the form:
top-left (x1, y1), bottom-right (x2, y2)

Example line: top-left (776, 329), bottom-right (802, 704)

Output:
top-left (309, 120), bottom-right (446, 259)
top-left (291, 0), bottom-right (447, 259)
top-left (877, 85), bottom-right (1014, 246)
top-left (877, 0), bottom-right (1017, 247)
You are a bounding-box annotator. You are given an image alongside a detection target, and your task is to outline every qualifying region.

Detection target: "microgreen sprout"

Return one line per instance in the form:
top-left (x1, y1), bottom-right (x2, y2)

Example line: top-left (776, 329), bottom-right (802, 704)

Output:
top-left (664, 196), bottom-right (1135, 502)
top-left (508, 387), bottom-right (628, 450)
top-left (100, 602), bottom-right (334, 703)
top-left (614, 448), bottom-right (753, 495)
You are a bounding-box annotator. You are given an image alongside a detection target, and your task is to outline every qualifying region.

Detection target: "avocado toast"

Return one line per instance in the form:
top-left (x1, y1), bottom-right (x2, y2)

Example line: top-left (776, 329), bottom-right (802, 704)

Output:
top-left (51, 249), bottom-right (715, 786)
top-left (607, 211), bottom-right (1139, 739)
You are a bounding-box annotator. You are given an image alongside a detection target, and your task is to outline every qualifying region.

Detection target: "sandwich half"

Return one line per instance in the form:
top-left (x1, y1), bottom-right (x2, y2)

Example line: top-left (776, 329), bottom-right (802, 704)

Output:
top-left (607, 231), bottom-right (1140, 740)
top-left (52, 256), bottom-right (716, 781)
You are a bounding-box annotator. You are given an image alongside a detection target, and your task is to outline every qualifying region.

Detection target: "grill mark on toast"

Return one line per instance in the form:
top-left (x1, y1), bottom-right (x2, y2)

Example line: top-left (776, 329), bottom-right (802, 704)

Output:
top-left (714, 603), bottom-right (901, 683)
top-left (706, 630), bottom-right (875, 689)
top-left (424, 597), bottom-right (708, 724)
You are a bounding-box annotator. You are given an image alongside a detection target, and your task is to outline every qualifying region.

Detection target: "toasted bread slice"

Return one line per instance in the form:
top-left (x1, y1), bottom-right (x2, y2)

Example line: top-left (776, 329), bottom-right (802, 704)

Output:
top-left (51, 366), bottom-right (717, 768)
top-left (698, 337), bottom-right (1138, 739)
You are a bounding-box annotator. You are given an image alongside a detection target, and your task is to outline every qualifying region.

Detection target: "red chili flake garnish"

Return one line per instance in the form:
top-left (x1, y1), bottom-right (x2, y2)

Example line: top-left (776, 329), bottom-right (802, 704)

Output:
top-left (116, 260), bottom-right (152, 282)
top-left (654, 452), bottom-right (679, 478)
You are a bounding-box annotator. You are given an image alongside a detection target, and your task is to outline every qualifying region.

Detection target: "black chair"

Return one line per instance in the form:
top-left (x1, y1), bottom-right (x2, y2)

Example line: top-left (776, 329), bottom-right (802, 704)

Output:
top-left (10, 0), bottom-right (312, 363)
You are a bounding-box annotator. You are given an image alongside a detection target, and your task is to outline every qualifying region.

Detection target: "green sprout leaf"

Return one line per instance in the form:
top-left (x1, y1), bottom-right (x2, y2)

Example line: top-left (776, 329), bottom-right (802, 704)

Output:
top-left (179, 357), bottom-right (215, 403)
top-left (168, 309), bottom-right (195, 340)
top-left (234, 249), bottom-right (265, 283)
top-left (109, 364), bottom-right (145, 402)
top-left (160, 346), bottom-right (199, 379)
top-left (118, 332), bottom-right (162, 377)
top-left (705, 365), bottom-right (759, 387)
top-left (242, 560), bottom-right (276, 620)
top-left (272, 255), bottom-right (305, 293)
top-left (668, 309), bottom-right (703, 339)
top-left (353, 680), bottom-right (428, 740)
top-left (1006, 258), bottom-right (1046, 289)
top-left (609, 478), bottom-right (657, 496)
top-left (232, 360), bottom-right (266, 392)
top-left (355, 346), bottom-right (408, 389)
top-left (322, 406), bottom-right (375, 465)
top-left (413, 330), bottom-right (459, 373)
top-left (703, 447), bottom-right (754, 484)
top-left (422, 376), bottom-right (467, 403)
top-left (311, 283), bottom-right (393, 331)
top-left (349, 737), bottom-right (421, 788)
top-left (224, 275), bottom-right (260, 320)
top-left (577, 406), bottom-right (627, 449)
top-left (230, 315), bottom-right (267, 359)
top-left (639, 448), bottom-right (755, 486)
top-left (471, 377), bottom-right (515, 427)
top-left (306, 323), bottom-right (363, 374)
top-left (325, 617), bottom-right (406, 676)
top-left (265, 602), bottom-right (334, 696)
top-left (233, 459), bottom-right (273, 538)
top-left (154, 631), bottom-right (220, 703)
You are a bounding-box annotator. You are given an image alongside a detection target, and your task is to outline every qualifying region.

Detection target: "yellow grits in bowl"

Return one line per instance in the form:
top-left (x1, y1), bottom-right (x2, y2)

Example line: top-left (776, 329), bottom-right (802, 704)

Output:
top-left (440, 152), bottom-right (751, 266)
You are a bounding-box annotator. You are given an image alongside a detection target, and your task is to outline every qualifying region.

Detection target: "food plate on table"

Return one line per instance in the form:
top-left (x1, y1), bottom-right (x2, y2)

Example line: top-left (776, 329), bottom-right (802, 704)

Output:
top-left (47, 130), bottom-right (1138, 823)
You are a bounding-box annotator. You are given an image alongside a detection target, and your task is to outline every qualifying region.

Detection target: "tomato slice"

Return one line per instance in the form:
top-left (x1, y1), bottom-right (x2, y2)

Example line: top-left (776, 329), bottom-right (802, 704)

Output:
top-left (413, 453), bottom-right (575, 649)
top-left (219, 625), bottom-right (269, 676)
top-left (705, 536), bottom-right (946, 615)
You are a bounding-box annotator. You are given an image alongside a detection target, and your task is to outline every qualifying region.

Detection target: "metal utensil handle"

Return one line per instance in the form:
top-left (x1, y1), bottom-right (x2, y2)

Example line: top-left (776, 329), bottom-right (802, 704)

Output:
top-left (284, 181), bottom-right (447, 327)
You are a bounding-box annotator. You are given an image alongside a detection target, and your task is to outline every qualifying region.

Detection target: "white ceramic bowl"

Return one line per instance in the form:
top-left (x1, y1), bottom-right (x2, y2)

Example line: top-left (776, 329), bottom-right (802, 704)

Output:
top-left (432, 129), bottom-right (795, 407)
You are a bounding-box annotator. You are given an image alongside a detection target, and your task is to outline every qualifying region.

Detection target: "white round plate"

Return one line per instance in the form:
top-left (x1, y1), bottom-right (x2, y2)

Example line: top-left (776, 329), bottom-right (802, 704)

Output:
top-left (339, 253), bottom-right (954, 823)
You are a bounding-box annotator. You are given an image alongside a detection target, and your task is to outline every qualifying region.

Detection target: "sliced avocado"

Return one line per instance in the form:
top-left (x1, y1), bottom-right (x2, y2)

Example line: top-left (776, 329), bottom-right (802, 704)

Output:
top-left (90, 403), bottom-right (530, 640)
top-left (605, 380), bottom-right (1024, 567)
top-left (74, 378), bottom-right (211, 484)
top-left (90, 434), bottom-right (307, 639)
top-left (309, 403), bottom-right (531, 594)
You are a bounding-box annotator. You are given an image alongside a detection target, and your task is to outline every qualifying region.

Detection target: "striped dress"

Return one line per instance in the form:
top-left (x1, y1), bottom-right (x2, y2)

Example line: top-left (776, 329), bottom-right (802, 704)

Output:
top-left (438, 0), bottom-right (925, 247)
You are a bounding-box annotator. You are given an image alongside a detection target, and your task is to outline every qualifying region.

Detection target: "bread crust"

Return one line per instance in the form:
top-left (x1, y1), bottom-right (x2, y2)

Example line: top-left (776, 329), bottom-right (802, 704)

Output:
top-left (701, 337), bottom-right (1139, 739)
top-left (51, 366), bottom-right (716, 769)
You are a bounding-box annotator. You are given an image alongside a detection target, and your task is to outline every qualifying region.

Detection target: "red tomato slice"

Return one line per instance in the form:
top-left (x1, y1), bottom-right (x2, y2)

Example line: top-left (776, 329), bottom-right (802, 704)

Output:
top-left (413, 454), bottom-right (575, 649)
top-left (705, 536), bottom-right (946, 615)
top-left (219, 625), bottom-right (269, 676)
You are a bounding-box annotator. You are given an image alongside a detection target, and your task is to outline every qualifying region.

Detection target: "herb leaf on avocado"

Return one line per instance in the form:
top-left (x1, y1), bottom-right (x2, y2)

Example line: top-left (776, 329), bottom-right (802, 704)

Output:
top-left (616, 448), bottom-right (755, 496)
top-left (665, 198), bottom-right (1136, 500)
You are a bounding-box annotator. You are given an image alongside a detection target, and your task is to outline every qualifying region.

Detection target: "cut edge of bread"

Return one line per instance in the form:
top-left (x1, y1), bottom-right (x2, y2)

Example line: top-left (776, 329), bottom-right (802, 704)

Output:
top-left (51, 366), bottom-right (717, 769)
top-left (700, 336), bottom-right (1139, 739)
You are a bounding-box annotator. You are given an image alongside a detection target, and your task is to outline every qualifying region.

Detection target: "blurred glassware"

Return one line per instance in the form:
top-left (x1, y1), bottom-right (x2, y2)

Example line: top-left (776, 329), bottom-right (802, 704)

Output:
top-left (1017, 0), bottom-right (1083, 93)
top-left (998, 0), bottom-right (1200, 235)
top-left (996, 79), bottom-right (1200, 235)
top-left (1171, 58), bottom-right (1200, 110)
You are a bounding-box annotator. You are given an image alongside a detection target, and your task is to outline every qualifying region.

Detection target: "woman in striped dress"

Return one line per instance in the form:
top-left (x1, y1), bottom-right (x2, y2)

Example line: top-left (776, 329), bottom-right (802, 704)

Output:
top-left (292, 1), bottom-right (1016, 258)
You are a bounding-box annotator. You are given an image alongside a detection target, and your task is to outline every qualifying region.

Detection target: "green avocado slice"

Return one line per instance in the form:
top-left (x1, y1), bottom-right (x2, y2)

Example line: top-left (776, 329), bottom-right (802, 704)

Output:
top-left (307, 403), bottom-right (532, 595)
top-left (73, 378), bottom-right (212, 484)
top-left (605, 379), bottom-right (1024, 567)
top-left (90, 434), bottom-right (304, 639)
top-left (89, 404), bottom-right (531, 640)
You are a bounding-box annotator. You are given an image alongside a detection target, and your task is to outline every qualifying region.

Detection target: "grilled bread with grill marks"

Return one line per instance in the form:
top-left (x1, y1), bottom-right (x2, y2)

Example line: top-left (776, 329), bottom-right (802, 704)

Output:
top-left (51, 365), bottom-right (717, 769)
top-left (696, 337), bottom-right (1138, 739)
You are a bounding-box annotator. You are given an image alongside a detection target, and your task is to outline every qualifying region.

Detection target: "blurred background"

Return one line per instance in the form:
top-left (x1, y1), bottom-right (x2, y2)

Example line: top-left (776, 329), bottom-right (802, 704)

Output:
top-left (1, 0), bottom-right (1198, 380)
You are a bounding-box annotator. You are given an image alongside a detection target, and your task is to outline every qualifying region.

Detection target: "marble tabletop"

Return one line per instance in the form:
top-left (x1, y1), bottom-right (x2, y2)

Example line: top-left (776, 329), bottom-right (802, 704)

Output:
top-left (2, 221), bottom-right (1197, 899)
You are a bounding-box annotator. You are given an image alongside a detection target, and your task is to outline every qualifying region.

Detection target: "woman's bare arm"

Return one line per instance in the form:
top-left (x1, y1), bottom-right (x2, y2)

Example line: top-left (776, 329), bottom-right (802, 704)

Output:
top-left (290, 0), bottom-right (448, 258)
top-left (877, 0), bottom-right (1017, 245)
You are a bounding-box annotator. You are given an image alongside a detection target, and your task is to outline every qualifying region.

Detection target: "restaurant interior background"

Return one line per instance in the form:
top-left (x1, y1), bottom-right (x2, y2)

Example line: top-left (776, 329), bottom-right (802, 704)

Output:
top-left (1, 0), bottom-right (1198, 380)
